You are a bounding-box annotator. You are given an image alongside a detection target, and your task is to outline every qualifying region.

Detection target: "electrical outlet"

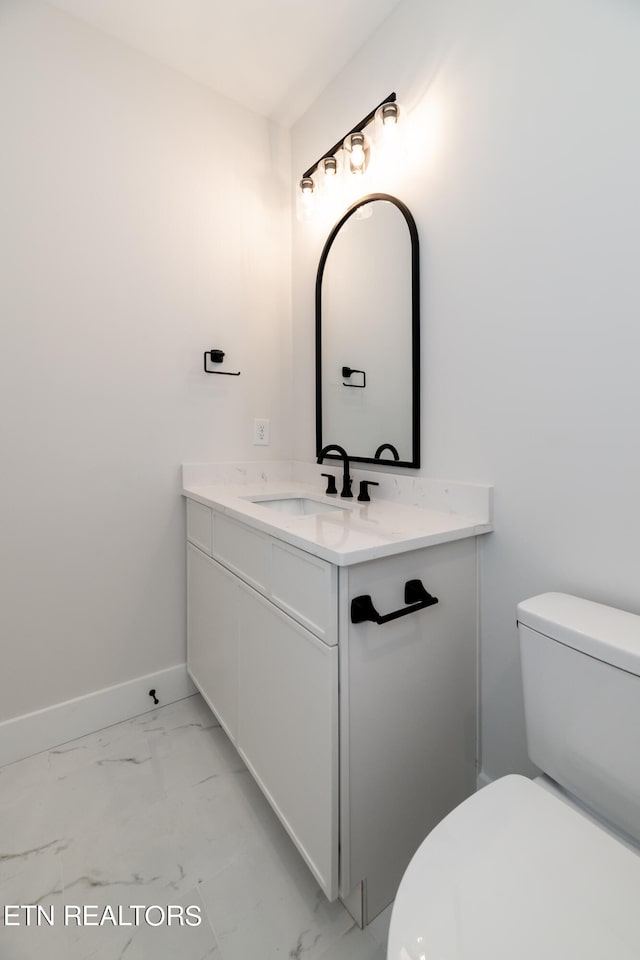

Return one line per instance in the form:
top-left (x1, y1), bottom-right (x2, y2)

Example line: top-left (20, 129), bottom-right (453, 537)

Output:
top-left (253, 418), bottom-right (270, 445)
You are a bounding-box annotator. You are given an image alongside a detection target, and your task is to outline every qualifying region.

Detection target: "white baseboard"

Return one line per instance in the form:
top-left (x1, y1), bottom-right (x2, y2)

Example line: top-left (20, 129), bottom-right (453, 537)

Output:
top-left (0, 664), bottom-right (197, 768)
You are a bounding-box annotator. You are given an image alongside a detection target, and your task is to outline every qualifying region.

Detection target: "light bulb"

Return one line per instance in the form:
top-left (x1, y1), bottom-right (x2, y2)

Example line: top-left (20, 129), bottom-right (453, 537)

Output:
top-left (296, 176), bottom-right (316, 221)
top-left (322, 157), bottom-right (338, 177)
top-left (374, 101), bottom-right (402, 145)
top-left (355, 201), bottom-right (373, 220)
top-left (380, 102), bottom-right (400, 128)
top-left (351, 145), bottom-right (365, 169)
top-left (373, 100), bottom-right (406, 170)
top-left (319, 155), bottom-right (346, 215)
top-left (343, 132), bottom-right (369, 175)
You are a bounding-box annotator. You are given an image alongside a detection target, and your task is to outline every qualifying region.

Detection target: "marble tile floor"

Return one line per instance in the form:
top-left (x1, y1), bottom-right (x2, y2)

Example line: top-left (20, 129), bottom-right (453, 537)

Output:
top-left (0, 695), bottom-right (391, 960)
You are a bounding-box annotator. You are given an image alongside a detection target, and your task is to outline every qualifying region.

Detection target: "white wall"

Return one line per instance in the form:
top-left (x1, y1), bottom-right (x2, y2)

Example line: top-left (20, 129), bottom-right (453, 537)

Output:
top-left (292, 0), bottom-right (640, 780)
top-left (0, 0), bottom-right (291, 723)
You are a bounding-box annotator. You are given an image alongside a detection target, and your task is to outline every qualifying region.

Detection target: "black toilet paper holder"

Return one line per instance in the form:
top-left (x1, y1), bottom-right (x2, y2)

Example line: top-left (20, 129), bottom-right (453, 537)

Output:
top-left (203, 349), bottom-right (241, 376)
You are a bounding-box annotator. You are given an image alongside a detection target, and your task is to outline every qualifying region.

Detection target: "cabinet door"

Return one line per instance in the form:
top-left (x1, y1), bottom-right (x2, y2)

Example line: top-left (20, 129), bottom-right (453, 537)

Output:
top-left (237, 587), bottom-right (338, 901)
top-left (186, 544), bottom-right (238, 742)
top-left (341, 538), bottom-right (477, 921)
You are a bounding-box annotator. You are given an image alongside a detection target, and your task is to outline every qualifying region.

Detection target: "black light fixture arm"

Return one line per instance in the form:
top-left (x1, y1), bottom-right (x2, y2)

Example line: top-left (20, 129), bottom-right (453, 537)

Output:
top-left (302, 92), bottom-right (396, 180)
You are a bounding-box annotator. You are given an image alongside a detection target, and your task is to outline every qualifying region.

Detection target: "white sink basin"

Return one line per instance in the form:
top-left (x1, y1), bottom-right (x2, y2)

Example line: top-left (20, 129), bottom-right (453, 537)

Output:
top-left (244, 495), bottom-right (349, 517)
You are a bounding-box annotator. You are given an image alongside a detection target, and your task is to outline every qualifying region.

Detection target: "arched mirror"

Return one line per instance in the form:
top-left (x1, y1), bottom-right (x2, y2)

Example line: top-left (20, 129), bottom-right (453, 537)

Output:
top-left (316, 194), bottom-right (420, 468)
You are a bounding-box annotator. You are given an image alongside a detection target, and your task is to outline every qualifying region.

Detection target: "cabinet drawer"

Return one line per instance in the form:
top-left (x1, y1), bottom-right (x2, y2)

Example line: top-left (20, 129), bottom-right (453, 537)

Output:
top-left (212, 513), bottom-right (337, 644)
top-left (271, 541), bottom-right (337, 645)
top-left (214, 514), bottom-right (270, 593)
top-left (186, 500), bottom-right (213, 556)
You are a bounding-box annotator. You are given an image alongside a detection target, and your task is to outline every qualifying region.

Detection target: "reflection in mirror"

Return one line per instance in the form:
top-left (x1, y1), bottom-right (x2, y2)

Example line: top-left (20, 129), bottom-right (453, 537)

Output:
top-left (316, 194), bottom-right (419, 468)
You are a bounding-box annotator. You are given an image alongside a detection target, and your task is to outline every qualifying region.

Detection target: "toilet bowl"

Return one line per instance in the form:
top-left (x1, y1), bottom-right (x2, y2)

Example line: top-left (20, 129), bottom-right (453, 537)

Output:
top-left (387, 593), bottom-right (640, 959)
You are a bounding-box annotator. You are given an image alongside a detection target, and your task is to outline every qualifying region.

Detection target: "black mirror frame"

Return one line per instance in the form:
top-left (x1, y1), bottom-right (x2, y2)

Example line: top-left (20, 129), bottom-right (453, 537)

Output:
top-left (315, 193), bottom-right (420, 469)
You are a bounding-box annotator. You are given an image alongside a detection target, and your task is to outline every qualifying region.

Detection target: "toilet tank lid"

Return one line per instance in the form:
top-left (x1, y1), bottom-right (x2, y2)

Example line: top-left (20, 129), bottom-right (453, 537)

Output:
top-left (518, 592), bottom-right (640, 677)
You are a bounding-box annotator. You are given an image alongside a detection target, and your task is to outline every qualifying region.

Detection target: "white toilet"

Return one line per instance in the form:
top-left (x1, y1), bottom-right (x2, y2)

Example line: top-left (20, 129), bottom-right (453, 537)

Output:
top-left (387, 592), bottom-right (640, 959)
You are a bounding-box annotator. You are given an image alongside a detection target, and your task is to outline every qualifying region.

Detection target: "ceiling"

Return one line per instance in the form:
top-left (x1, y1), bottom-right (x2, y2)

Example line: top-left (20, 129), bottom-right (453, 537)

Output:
top-left (47, 0), bottom-right (404, 126)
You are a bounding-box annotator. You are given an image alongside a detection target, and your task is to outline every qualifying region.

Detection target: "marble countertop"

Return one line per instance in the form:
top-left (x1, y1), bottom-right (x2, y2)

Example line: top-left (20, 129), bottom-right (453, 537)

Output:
top-left (182, 473), bottom-right (493, 566)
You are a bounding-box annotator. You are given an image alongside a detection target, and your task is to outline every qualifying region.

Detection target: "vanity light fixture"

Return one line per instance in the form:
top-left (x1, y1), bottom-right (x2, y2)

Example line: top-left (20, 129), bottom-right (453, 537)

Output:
top-left (297, 92), bottom-right (398, 219)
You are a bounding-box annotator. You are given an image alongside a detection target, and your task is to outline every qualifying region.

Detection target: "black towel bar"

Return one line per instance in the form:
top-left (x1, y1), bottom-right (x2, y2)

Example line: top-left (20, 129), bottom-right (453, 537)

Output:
top-left (351, 579), bottom-right (438, 625)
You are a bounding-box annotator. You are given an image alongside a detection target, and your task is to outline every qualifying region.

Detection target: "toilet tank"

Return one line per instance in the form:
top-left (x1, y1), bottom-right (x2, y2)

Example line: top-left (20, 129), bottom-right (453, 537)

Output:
top-left (518, 592), bottom-right (640, 845)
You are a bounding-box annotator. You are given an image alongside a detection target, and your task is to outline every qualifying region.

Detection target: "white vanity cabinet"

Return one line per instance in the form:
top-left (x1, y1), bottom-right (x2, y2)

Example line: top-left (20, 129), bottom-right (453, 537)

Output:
top-left (185, 496), bottom-right (479, 925)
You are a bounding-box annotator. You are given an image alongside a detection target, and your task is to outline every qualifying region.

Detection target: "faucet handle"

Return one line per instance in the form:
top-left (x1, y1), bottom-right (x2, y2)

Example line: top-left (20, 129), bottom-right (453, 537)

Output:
top-left (321, 473), bottom-right (338, 495)
top-left (357, 480), bottom-right (379, 502)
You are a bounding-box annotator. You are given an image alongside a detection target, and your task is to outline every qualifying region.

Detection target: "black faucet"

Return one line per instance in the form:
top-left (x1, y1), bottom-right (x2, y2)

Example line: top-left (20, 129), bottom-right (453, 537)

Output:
top-left (317, 444), bottom-right (353, 498)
